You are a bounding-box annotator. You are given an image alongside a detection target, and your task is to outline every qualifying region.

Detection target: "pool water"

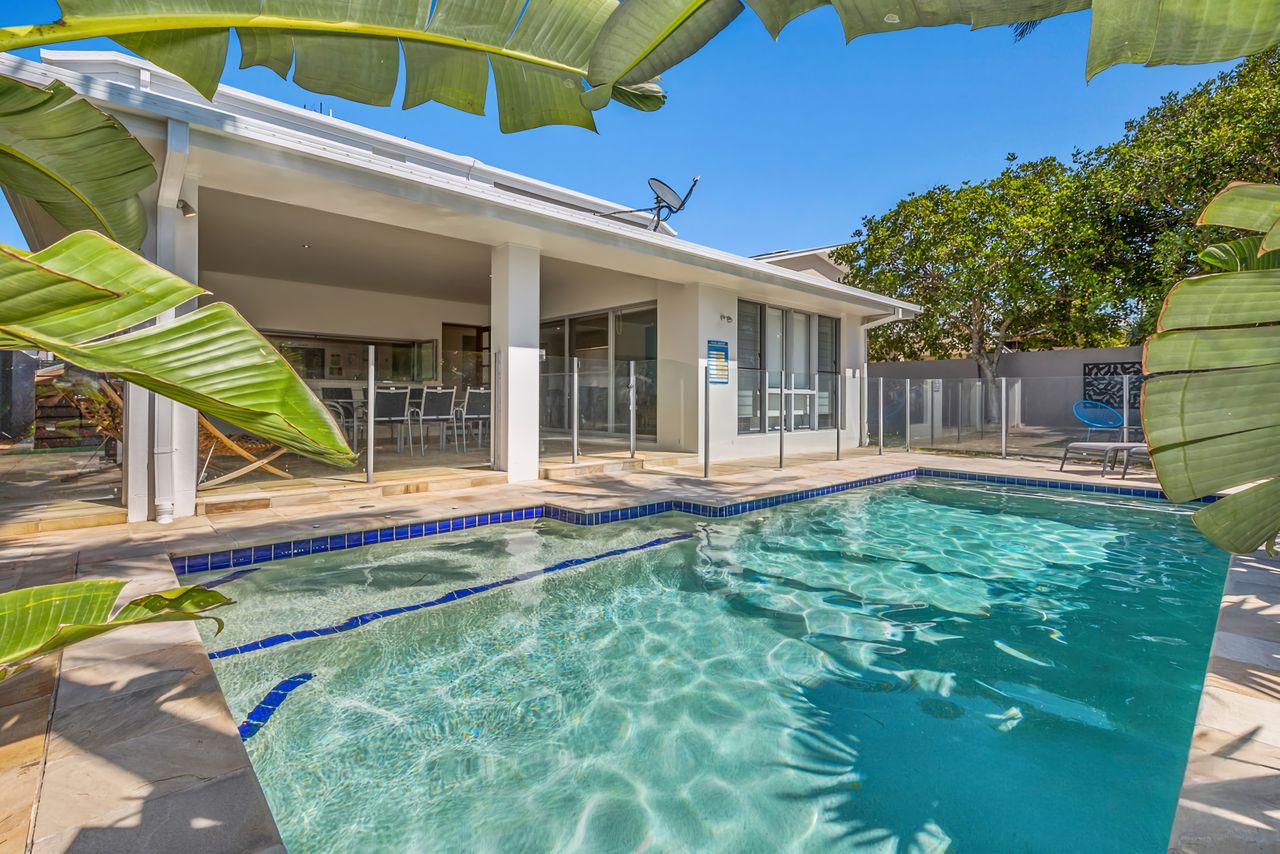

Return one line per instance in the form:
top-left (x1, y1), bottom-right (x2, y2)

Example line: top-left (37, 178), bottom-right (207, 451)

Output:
top-left (188, 479), bottom-right (1228, 852)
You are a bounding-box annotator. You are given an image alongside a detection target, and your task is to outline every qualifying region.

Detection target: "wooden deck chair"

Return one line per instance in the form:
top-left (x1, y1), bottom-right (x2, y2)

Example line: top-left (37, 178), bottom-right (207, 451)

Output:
top-left (197, 415), bottom-right (293, 489)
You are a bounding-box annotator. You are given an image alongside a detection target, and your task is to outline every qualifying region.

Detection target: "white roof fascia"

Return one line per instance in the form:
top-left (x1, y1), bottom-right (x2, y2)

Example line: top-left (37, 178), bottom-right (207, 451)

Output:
top-left (3, 51), bottom-right (919, 319)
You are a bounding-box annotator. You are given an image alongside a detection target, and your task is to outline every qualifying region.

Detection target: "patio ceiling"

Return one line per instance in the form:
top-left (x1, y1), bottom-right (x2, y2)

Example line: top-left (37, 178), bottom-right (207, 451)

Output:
top-left (199, 189), bottom-right (494, 304)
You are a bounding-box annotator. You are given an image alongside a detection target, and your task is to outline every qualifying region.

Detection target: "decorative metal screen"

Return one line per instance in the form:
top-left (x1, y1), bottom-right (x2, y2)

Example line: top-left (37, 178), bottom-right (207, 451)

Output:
top-left (1083, 361), bottom-right (1143, 410)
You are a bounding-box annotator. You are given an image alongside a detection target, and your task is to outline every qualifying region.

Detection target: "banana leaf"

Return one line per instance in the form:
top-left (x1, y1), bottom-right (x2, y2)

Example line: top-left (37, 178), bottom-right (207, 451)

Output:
top-left (0, 231), bottom-right (356, 467)
top-left (0, 0), bottom-right (665, 134)
top-left (586, 0), bottom-right (1280, 101)
top-left (0, 74), bottom-right (156, 250)
top-left (1199, 182), bottom-right (1280, 255)
top-left (0, 579), bottom-right (231, 682)
top-left (1143, 181), bottom-right (1280, 554)
top-left (1199, 236), bottom-right (1280, 272)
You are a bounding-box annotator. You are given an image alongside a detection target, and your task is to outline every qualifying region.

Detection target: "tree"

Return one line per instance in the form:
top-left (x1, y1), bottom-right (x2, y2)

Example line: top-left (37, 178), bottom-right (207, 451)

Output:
top-left (832, 158), bottom-right (1133, 380)
top-left (1077, 49), bottom-right (1280, 338)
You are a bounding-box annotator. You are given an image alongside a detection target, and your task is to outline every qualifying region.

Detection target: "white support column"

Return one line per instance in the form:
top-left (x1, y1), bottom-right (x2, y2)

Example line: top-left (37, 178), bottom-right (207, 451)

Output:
top-left (122, 384), bottom-right (150, 523)
top-left (152, 120), bottom-right (199, 522)
top-left (490, 244), bottom-right (540, 482)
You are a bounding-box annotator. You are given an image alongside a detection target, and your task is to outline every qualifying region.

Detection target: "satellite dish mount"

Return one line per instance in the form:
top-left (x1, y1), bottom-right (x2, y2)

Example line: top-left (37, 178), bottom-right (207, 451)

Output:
top-left (600, 177), bottom-right (699, 231)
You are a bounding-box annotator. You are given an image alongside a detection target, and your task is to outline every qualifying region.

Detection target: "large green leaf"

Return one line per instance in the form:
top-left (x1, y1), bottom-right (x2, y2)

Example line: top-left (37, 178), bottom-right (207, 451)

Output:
top-left (1143, 181), bottom-right (1280, 554)
top-left (0, 579), bottom-right (231, 682)
top-left (1199, 182), bottom-right (1280, 254)
top-left (586, 0), bottom-right (1280, 99)
top-left (0, 0), bottom-right (663, 134)
top-left (0, 75), bottom-right (156, 249)
top-left (1199, 236), bottom-right (1280, 272)
top-left (0, 231), bottom-right (356, 466)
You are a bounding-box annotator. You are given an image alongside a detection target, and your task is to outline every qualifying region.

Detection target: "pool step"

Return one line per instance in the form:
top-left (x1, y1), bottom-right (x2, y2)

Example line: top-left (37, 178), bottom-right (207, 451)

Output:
top-left (195, 469), bottom-right (508, 516)
top-left (539, 452), bottom-right (699, 481)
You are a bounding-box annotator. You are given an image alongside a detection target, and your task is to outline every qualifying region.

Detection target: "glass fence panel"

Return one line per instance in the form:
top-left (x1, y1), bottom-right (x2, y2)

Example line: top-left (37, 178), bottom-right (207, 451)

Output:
top-left (865, 373), bottom-right (1148, 460)
top-left (1004, 374), bottom-right (1140, 457)
top-left (870, 378), bottom-right (908, 448)
top-left (0, 354), bottom-right (124, 507)
top-left (197, 354), bottom-right (493, 495)
top-left (611, 359), bottom-right (658, 438)
top-left (788, 374), bottom-right (815, 431)
top-left (816, 372), bottom-right (838, 430)
top-left (539, 358), bottom-right (674, 462)
top-left (906, 379), bottom-right (1003, 454)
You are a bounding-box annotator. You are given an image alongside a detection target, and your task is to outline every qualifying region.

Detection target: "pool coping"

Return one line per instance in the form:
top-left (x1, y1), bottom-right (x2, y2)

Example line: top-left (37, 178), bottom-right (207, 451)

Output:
top-left (170, 466), bottom-right (1211, 576)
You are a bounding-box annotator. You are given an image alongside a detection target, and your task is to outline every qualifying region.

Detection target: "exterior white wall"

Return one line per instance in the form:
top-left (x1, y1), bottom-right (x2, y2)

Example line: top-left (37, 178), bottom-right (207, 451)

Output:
top-left (201, 272), bottom-right (490, 342)
top-left (491, 245), bottom-right (541, 482)
top-left (540, 269), bottom-right (660, 320)
top-left (650, 285), bottom-right (866, 462)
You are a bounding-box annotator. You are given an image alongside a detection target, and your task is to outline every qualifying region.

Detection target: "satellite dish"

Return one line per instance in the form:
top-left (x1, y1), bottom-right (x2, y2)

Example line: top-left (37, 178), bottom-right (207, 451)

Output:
top-left (599, 176), bottom-right (700, 231)
top-left (649, 178), bottom-right (686, 210)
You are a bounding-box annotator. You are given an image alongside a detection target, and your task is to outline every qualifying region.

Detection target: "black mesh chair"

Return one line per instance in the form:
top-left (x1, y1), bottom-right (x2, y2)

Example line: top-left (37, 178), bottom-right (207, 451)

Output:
top-left (451, 388), bottom-right (491, 454)
top-left (415, 387), bottom-right (456, 452)
top-left (373, 388), bottom-right (411, 454)
top-left (321, 386), bottom-right (360, 444)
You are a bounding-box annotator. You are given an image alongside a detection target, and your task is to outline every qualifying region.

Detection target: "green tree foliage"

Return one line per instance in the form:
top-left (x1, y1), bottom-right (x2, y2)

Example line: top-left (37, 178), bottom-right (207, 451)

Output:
top-left (838, 49), bottom-right (1280, 368)
top-left (832, 158), bottom-right (1134, 378)
top-left (1079, 49), bottom-right (1280, 336)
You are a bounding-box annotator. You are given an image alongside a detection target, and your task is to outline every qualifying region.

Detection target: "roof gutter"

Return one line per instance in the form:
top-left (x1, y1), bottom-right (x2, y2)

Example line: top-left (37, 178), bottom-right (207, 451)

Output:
top-left (860, 307), bottom-right (915, 330)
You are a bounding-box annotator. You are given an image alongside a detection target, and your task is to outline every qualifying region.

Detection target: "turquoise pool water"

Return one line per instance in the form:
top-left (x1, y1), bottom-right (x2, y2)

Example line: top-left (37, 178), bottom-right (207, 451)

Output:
top-left (189, 478), bottom-right (1228, 852)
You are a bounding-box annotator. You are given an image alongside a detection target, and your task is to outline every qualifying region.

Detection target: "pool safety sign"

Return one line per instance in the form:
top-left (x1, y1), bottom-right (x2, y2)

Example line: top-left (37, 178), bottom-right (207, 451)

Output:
top-left (707, 340), bottom-right (729, 385)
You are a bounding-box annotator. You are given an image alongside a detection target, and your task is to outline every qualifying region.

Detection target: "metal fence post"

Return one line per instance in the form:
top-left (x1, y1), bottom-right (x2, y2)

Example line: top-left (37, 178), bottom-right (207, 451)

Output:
top-left (703, 364), bottom-right (711, 478)
top-left (629, 360), bottom-right (637, 459)
top-left (877, 377), bottom-right (884, 455)
top-left (834, 373), bottom-right (841, 461)
top-left (904, 378), bottom-right (911, 453)
top-left (778, 372), bottom-right (786, 469)
top-left (1000, 376), bottom-right (1008, 459)
top-left (490, 350), bottom-right (500, 470)
top-left (571, 356), bottom-right (579, 464)
top-left (365, 344), bottom-right (375, 483)
top-left (1122, 374), bottom-right (1131, 443)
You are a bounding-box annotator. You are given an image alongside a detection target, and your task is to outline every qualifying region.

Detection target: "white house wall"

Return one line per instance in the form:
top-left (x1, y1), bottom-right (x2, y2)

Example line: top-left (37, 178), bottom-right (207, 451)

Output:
top-left (539, 267), bottom-right (661, 320)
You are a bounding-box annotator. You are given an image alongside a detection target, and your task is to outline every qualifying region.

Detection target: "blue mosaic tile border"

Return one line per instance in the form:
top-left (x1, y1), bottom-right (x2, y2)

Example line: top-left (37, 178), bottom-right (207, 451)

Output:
top-left (918, 468), bottom-right (1220, 504)
top-left (238, 673), bottom-right (313, 741)
top-left (542, 470), bottom-right (917, 525)
top-left (171, 506), bottom-right (544, 576)
top-left (208, 532), bottom-right (698, 661)
top-left (172, 466), bottom-right (1214, 579)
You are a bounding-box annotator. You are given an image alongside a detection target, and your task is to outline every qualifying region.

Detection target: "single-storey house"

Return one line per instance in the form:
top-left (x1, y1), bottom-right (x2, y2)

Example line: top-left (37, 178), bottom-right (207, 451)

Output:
top-left (1, 50), bottom-right (918, 523)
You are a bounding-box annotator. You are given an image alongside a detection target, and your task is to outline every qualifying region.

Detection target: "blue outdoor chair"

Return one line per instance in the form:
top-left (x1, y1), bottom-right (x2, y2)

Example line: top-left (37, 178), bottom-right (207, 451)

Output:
top-left (1072, 400), bottom-right (1124, 439)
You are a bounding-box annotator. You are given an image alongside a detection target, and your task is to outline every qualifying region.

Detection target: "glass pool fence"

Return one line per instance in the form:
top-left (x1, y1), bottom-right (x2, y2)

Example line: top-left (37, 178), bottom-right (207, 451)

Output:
top-left (866, 374), bottom-right (1145, 459)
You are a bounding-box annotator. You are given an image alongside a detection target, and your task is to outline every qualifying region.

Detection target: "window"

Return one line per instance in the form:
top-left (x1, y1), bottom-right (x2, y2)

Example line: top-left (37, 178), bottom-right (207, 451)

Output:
top-left (539, 304), bottom-right (658, 437)
top-left (267, 334), bottom-right (431, 383)
top-left (817, 316), bottom-right (840, 429)
top-left (736, 301), bottom-right (840, 434)
top-left (737, 302), bottom-right (763, 432)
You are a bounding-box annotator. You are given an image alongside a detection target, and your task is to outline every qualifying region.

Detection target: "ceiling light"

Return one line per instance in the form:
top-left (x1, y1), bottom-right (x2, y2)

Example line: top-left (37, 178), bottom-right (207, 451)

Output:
top-left (176, 199), bottom-right (197, 218)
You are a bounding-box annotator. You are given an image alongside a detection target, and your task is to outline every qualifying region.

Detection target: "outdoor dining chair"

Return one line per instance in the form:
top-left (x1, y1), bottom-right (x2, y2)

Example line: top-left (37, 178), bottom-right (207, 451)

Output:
top-left (415, 387), bottom-right (456, 452)
top-left (373, 388), bottom-right (411, 454)
top-left (451, 387), bottom-right (491, 454)
top-left (321, 386), bottom-right (361, 445)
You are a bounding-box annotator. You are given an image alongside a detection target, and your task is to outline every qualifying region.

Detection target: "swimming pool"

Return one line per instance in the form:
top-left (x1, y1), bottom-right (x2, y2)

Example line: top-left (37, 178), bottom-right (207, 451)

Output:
top-left (187, 477), bottom-right (1228, 852)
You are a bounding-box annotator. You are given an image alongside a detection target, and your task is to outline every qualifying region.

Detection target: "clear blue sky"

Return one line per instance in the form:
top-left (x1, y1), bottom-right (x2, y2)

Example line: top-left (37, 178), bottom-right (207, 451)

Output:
top-left (1, 5), bottom-right (1232, 256)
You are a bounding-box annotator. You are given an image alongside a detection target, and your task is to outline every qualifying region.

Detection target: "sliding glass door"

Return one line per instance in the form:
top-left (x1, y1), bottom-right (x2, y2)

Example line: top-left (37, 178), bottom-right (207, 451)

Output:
top-left (539, 304), bottom-right (657, 437)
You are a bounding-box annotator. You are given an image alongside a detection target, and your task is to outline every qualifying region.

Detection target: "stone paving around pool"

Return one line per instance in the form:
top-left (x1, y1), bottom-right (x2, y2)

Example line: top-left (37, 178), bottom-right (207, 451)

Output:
top-left (0, 450), bottom-right (1273, 852)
